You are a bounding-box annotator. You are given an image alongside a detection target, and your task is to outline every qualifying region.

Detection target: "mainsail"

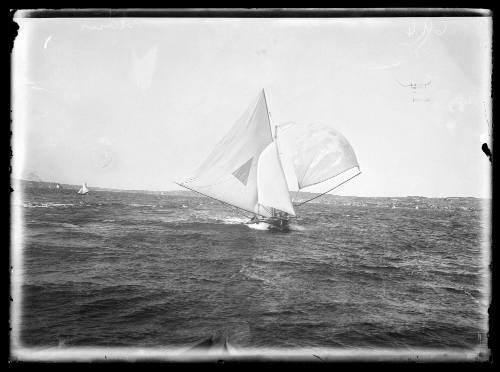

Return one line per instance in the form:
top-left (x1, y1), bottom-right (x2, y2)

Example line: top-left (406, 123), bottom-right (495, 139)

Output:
top-left (179, 90), bottom-right (291, 217)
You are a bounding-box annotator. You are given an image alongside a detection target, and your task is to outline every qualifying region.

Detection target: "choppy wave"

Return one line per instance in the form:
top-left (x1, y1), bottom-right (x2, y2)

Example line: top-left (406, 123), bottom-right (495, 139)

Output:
top-left (17, 186), bottom-right (489, 350)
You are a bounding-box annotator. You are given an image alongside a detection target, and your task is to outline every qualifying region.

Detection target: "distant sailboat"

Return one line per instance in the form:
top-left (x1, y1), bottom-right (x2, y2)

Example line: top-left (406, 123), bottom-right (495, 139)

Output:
top-left (176, 89), bottom-right (360, 230)
top-left (77, 182), bottom-right (89, 195)
top-left (55, 183), bottom-right (60, 189)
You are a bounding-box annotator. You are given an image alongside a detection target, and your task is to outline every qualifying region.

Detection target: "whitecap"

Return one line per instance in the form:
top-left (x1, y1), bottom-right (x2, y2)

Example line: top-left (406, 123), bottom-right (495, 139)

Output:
top-left (221, 217), bottom-right (248, 225)
top-left (49, 203), bottom-right (74, 207)
top-left (60, 223), bottom-right (80, 228)
top-left (289, 224), bottom-right (306, 231)
top-left (22, 202), bottom-right (53, 208)
top-left (246, 222), bottom-right (270, 230)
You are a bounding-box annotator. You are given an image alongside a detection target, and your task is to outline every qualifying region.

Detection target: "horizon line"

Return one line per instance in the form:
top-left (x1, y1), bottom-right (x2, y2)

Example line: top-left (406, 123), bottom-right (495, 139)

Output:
top-left (12, 178), bottom-right (491, 200)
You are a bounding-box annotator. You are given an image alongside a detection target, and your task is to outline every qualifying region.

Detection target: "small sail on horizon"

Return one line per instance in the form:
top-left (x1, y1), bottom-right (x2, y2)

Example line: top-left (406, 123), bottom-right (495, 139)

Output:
top-left (77, 182), bottom-right (89, 195)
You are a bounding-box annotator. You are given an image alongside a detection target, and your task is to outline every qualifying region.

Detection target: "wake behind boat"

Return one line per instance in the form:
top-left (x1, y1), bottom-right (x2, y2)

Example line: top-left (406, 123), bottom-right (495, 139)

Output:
top-left (176, 89), bottom-right (360, 230)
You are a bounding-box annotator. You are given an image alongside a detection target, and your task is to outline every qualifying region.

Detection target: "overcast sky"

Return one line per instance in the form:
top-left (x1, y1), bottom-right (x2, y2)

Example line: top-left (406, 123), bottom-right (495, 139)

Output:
top-left (12, 16), bottom-right (492, 197)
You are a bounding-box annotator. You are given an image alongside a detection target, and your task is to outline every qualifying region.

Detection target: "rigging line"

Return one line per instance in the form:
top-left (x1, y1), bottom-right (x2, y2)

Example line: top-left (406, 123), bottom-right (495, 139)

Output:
top-left (297, 166), bottom-right (361, 191)
top-left (175, 182), bottom-right (267, 219)
top-left (396, 78), bottom-right (431, 89)
top-left (293, 170), bottom-right (362, 207)
top-left (396, 78), bottom-right (411, 88)
top-left (181, 170), bottom-right (249, 189)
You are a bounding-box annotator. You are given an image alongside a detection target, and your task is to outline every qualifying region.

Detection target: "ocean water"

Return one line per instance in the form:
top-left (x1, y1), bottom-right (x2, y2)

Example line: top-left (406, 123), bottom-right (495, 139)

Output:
top-left (15, 186), bottom-right (490, 350)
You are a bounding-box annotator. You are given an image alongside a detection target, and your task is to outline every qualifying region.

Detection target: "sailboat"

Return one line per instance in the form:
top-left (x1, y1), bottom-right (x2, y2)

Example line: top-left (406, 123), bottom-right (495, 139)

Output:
top-left (55, 183), bottom-right (60, 189)
top-left (176, 89), bottom-right (360, 230)
top-left (77, 182), bottom-right (89, 195)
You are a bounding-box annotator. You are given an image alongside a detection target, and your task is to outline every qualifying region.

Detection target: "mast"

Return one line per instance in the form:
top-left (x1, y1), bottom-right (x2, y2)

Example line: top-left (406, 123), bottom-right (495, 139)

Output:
top-left (261, 89), bottom-right (275, 141)
top-left (263, 89), bottom-right (274, 217)
top-left (261, 89), bottom-right (294, 217)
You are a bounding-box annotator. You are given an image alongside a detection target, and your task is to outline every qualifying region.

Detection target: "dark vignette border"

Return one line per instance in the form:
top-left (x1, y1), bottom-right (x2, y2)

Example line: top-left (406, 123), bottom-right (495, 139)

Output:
top-left (11, 8), bottom-right (493, 18)
top-left (7, 7), bottom-right (495, 367)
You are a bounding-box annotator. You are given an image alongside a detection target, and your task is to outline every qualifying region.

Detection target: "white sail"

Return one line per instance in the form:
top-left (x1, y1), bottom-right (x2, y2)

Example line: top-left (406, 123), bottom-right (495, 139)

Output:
top-left (257, 142), bottom-right (295, 216)
top-left (179, 90), bottom-right (274, 216)
top-left (278, 123), bottom-right (359, 190)
top-left (78, 182), bottom-right (89, 195)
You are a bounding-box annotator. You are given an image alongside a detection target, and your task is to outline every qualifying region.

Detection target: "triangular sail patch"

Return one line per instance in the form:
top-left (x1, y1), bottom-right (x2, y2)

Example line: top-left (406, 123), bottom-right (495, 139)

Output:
top-left (232, 157), bottom-right (253, 185)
